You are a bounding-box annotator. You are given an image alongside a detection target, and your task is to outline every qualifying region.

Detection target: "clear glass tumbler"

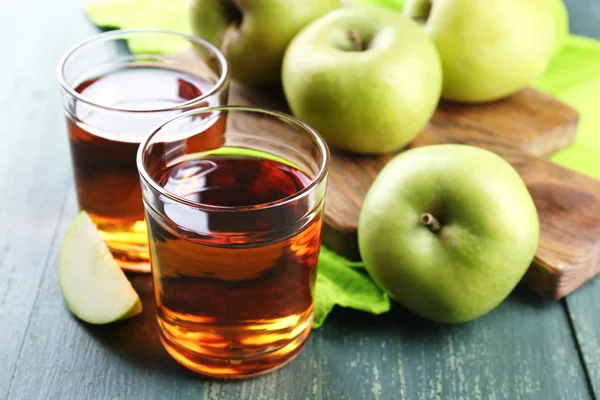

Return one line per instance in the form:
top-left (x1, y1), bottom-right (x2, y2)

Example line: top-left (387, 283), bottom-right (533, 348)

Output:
top-left (57, 29), bottom-right (229, 272)
top-left (137, 106), bottom-right (330, 378)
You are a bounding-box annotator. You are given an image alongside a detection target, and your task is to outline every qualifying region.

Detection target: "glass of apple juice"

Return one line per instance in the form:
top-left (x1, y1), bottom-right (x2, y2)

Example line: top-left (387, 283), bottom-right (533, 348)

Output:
top-left (136, 106), bottom-right (330, 378)
top-left (57, 29), bottom-right (230, 272)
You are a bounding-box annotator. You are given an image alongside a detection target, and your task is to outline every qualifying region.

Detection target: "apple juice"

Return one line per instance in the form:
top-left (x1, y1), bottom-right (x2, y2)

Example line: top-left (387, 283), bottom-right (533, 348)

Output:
top-left (145, 153), bottom-right (322, 378)
top-left (65, 66), bottom-right (221, 271)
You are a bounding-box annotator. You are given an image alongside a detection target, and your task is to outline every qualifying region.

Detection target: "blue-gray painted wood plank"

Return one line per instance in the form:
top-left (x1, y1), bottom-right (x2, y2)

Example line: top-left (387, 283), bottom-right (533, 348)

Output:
top-left (559, 0), bottom-right (600, 396)
top-left (0, 0), bottom-right (100, 397)
top-left (1, 0), bottom-right (597, 399)
top-left (7, 252), bottom-right (594, 400)
top-left (566, 280), bottom-right (600, 397)
top-left (565, 0), bottom-right (600, 39)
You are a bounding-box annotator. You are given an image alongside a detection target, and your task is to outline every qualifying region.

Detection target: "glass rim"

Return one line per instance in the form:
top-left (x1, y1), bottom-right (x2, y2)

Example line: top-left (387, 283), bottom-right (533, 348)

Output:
top-left (137, 105), bottom-right (330, 213)
top-left (56, 28), bottom-right (230, 114)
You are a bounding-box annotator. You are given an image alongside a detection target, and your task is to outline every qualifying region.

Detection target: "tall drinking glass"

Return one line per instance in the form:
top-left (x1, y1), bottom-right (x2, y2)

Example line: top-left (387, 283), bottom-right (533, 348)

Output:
top-left (137, 106), bottom-right (330, 378)
top-left (57, 29), bottom-right (230, 272)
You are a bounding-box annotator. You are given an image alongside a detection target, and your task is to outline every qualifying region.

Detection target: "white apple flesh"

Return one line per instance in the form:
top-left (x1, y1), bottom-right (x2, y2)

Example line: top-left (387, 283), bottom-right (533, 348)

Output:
top-left (58, 212), bottom-right (142, 325)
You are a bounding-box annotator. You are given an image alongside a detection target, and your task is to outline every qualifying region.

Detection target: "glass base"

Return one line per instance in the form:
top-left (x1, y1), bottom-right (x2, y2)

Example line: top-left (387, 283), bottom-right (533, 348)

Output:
top-left (114, 256), bottom-right (151, 273)
top-left (158, 313), bottom-right (314, 379)
top-left (95, 219), bottom-right (151, 273)
top-left (106, 242), bottom-right (151, 273)
top-left (108, 243), bottom-right (150, 273)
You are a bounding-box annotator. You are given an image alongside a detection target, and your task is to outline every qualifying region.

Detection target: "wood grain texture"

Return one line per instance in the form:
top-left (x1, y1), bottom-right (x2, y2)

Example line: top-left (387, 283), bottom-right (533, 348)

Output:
top-left (1, 1), bottom-right (597, 398)
top-left (8, 65), bottom-right (594, 400)
top-left (9, 215), bottom-right (593, 400)
top-left (564, 277), bottom-right (600, 396)
top-left (229, 81), bottom-right (600, 299)
top-left (230, 85), bottom-right (579, 230)
top-left (0, 1), bottom-right (101, 397)
top-left (319, 91), bottom-right (579, 247)
top-left (413, 116), bottom-right (600, 300)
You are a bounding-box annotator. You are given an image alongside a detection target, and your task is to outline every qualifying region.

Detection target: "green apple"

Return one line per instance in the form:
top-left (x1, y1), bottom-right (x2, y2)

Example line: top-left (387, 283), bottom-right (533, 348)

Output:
top-left (59, 211), bottom-right (142, 324)
top-left (403, 0), bottom-right (555, 103)
top-left (358, 145), bottom-right (540, 323)
top-left (348, 0), bottom-right (405, 11)
top-left (282, 7), bottom-right (442, 154)
top-left (551, 0), bottom-right (570, 56)
top-left (189, 0), bottom-right (340, 85)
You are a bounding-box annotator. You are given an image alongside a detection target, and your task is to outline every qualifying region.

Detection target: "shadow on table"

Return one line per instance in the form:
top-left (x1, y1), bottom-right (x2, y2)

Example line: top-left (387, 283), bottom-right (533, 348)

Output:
top-left (319, 281), bottom-right (558, 340)
top-left (79, 274), bottom-right (200, 380)
top-left (509, 281), bottom-right (561, 309)
top-left (78, 274), bottom-right (558, 380)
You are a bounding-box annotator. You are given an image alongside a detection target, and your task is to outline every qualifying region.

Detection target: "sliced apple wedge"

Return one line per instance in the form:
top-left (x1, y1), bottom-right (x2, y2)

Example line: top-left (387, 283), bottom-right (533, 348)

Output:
top-left (58, 211), bottom-right (142, 324)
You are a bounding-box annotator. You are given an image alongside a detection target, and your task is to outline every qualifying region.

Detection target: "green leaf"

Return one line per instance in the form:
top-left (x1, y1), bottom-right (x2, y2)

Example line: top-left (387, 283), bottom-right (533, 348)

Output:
top-left (313, 247), bottom-right (391, 329)
top-left (533, 35), bottom-right (600, 180)
top-left (85, 0), bottom-right (192, 53)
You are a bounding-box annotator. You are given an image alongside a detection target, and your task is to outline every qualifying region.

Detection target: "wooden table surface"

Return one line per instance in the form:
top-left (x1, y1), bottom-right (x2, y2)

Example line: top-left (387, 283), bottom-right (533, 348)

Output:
top-left (2, 0), bottom-right (599, 399)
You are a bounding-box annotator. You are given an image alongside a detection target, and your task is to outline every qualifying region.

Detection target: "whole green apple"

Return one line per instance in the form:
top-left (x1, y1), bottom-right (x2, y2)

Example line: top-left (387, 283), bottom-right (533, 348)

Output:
top-left (188, 0), bottom-right (340, 85)
top-left (282, 7), bottom-right (442, 154)
top-left (358, 145), bottom-right (540, 323)
top-left (403, 0), bottom-right (555, 103)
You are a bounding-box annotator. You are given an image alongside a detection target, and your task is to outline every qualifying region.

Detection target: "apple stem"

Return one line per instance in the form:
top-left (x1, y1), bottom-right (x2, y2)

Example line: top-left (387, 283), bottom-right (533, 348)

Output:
top-left (421, 213), bottom-right (441, 233)
top-left (347, 30), bottom-right (364, 52)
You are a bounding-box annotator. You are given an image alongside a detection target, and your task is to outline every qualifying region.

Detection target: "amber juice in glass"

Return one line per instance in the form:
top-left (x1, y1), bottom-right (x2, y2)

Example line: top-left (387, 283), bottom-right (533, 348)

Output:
top-left (137, 107), bottom-right (329, 378)
top-left (57, 29), bottom-right (229, 271)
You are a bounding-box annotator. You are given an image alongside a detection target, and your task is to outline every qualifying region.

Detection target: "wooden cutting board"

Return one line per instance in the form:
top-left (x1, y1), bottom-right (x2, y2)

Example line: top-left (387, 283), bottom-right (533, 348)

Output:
top-left (230, 82), bottom-right (600, 300)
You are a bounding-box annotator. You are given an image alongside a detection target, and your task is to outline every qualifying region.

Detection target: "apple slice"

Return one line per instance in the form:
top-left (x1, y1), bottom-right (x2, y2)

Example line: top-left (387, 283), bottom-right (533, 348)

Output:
top-left (58, 211), bottom-right (142, 324)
